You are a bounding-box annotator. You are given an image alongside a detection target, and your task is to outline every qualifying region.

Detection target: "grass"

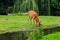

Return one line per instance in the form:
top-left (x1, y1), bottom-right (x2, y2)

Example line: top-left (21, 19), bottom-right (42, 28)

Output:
top-left (40, 16), bottom-right (60, 26)
top-left (40, 32), bottom-right (60, 40)
top-left (0, 15), bottom-right (60, 30)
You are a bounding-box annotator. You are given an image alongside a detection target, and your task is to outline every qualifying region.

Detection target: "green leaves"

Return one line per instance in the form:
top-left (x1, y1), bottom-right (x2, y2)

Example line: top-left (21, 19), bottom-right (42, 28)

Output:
top-left (20, 0), bottom-right (39, 13)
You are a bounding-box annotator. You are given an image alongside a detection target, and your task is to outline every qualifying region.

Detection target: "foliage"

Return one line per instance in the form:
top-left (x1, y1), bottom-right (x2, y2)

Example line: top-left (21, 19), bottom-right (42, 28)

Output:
top-left (18, 12), bottom-right (23, 16)
top-left (27, 32), bottom-right (60, 40)
top-left (0, 0), bottom-right (60, 16)
top-left (27, 28), bottom-right (43, 40)
top-left (20, 0), bottom-right (39, 13)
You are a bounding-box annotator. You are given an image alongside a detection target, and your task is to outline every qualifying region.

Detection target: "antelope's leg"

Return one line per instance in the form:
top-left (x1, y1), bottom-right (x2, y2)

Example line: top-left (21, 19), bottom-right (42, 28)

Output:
top-left (31, 18), bottom-right (34, 24)
top-left (29, 16), bottom-right (32, 23)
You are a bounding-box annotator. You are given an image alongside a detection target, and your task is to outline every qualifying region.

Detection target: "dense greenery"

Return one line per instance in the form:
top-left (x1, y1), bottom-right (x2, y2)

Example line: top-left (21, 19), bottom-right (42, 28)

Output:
top-left (27, 32), bottom-right (60, 40)
top-left (0, 0), bottom-right (60, 16)
top-left (27, 29), bottom-right (43, 40)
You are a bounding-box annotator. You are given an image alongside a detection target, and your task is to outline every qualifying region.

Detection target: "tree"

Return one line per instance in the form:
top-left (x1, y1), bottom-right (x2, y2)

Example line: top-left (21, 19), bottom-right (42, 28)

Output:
top-left (19, 0), bottom-right (39, 14)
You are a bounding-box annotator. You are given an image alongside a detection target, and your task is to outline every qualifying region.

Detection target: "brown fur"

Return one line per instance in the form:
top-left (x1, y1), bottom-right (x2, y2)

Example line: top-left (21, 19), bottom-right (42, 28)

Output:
top-left (28, 10), bottom-right (41, 26)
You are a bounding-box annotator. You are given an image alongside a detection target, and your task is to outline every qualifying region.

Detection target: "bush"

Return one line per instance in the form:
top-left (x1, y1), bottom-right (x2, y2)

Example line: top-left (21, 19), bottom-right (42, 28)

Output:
top-left (27, 28), bottom-right (43, 40)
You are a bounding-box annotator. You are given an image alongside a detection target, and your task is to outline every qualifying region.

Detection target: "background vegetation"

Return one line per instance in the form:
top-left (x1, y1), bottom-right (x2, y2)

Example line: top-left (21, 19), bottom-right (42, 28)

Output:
top-left (0, 0), bottom-right (60, 16)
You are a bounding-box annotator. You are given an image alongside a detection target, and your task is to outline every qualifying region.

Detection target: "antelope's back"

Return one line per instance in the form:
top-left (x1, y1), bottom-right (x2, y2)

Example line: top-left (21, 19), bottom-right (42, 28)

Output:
top-left (28, 10), bottom-right (38, 17)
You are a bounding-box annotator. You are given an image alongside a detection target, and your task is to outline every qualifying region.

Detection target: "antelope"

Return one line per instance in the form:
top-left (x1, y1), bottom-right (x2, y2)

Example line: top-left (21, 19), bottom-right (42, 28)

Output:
top-left (28, 10), bottom-right (41, 27)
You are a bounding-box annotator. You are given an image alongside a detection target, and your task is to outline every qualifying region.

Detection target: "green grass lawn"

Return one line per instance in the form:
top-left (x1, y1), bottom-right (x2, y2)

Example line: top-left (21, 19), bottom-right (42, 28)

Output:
top-left (40, 32), bottom-right (60, 40)
top-left (40, 16), bottom-right (60, 26)
top-left (0, 15), bottom-right (60, 30)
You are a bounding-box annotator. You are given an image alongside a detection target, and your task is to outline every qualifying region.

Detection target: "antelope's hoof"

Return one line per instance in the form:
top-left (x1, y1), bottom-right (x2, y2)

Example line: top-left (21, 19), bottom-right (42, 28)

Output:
top-left (35, 25), bottom-right (40, 27)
